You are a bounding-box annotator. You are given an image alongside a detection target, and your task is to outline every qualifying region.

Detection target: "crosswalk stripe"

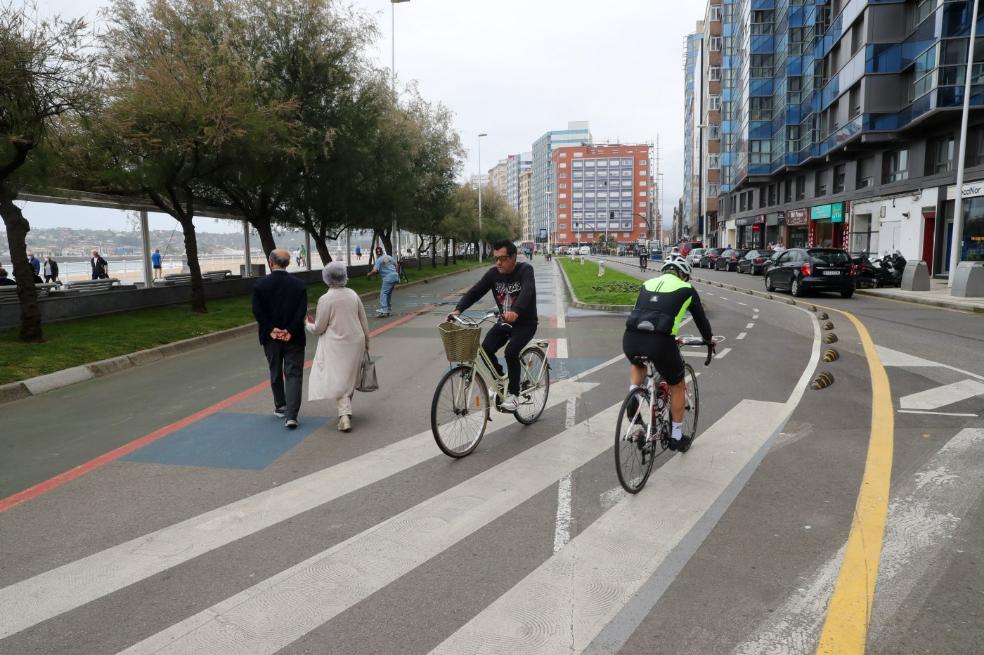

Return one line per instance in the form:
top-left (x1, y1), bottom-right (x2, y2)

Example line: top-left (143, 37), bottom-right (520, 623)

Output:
top-left (430, 399), bottom-right (789, 655)
top-left (0, 377), bottom-right (600, 640)
top-left (118, 403), bottom-right (623, 655)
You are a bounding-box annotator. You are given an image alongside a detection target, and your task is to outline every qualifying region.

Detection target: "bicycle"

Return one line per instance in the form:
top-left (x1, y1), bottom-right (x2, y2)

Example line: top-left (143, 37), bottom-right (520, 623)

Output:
top-left (431, 311), bottom-right (551, 458)
top-left (614, 336), bottom-right (716, 494)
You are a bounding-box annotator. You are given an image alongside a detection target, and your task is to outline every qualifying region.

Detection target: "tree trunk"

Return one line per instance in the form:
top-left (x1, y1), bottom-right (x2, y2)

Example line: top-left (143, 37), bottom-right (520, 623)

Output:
top-left (379, 225), bottom-right (394, 256)
top-left (178, 218), bottom-right (207, 313)
top-left (312, 233), bottom-right (332, 266)
top-left (443, 238), bottom-right (449, 266)
top-left (452, 239), bottom-right (457, 264)
top-left (249, 218), bottom-right (277, 257)
top-left (431, 234), bottom-right (437, 268)
top-left (0, 187), bottom-right (43, 341)
top-left (369, 231), bottom-right (378, 265)
top-left (416, 235), bottom-right (426, 269)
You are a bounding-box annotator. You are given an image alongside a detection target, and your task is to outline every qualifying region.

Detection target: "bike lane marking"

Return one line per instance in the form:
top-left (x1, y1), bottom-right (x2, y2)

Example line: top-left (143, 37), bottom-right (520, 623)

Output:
top-left (0, 288), bottom-right (465, 514)
top-left (813, 305), bottom-right (894, 655)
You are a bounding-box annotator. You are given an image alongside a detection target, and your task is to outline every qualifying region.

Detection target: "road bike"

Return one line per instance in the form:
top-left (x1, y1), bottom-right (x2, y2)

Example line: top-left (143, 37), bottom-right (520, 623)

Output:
top-left (614, 336), bottom-right (716, 493)
top-left (431, 311), bottom-right (551, 458)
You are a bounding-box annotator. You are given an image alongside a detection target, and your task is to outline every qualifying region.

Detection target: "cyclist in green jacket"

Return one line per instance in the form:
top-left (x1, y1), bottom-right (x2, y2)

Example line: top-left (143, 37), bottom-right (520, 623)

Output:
top-left (622, 255), bottom-right (714, 451)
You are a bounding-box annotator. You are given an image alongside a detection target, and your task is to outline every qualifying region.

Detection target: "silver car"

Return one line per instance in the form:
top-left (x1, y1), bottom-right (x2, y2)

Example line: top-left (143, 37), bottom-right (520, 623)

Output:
top-left (688, 248), bottom-right (706, 268)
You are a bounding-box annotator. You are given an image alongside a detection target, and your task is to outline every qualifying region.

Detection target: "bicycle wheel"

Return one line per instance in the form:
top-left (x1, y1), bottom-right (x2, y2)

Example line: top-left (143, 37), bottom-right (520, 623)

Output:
top-left (614, 387), bottom-right (657, 494)
top-left (682, 363), bottom-right (700, 442)
top-left (514, 347), bottom-right (550, 425)
top-left (431, 365), bottom-right (490, 458)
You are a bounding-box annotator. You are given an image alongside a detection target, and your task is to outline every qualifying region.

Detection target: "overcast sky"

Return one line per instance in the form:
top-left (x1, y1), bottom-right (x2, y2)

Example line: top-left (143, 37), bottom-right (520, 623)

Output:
top-left (21, 0), bottom-right (701, 233)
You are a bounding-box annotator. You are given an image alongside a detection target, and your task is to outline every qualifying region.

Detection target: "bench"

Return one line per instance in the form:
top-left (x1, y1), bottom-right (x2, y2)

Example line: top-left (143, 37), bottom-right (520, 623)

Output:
top-left (0, 283), bottom-right (59, 304)
top-left (64, 278), bottom-right (121, 293)
top-left (154, 270), bottom-right (233, 286)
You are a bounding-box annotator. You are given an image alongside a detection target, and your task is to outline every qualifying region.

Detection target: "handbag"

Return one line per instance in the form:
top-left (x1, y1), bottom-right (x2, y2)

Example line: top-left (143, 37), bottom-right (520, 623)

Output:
top-left (356, 349), bottom-right (378, 392)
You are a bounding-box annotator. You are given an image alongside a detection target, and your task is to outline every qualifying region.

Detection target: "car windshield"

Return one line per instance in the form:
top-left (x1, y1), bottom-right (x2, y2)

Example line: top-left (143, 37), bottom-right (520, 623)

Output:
top-left (809, 249), bottom-right (851, 266)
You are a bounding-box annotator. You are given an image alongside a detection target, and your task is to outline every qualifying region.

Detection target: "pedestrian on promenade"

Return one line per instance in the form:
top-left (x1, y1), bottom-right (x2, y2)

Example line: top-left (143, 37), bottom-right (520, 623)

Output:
top-left (366, 246), bottom-right (400, 317)
top-left (0, 268), bottom-right (14, 285)
top-left (90, 250), bottom-right (109, 279)
top-left (305, 261), bottom-right (369, 433)
top-left (43, 256), bottom-right (59, 283)
top-left (28, 251), bottom-right (40, 276)
top-left (355, 244), bottom-right (362, 261)
top-left (298, 244), bottom-right (307, 268)
top-left (151, 249), bottom-right (163, 279)
top-left (251, 249), bottom-right (308, 430)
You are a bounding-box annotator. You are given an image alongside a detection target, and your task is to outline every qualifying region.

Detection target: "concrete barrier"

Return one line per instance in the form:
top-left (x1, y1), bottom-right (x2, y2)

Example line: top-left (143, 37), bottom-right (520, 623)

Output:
top-left (901, 260), bottom-right (931, 291)
top-left (952, 261), bottom-right (984, 298)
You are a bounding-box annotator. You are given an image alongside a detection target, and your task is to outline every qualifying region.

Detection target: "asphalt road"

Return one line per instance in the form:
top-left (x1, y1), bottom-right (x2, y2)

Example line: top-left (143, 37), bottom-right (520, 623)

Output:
top-left (1, 256), bottom-right (981, 654)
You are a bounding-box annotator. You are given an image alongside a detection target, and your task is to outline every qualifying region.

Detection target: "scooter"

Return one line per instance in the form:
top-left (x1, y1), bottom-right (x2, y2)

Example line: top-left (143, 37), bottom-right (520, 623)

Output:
top-left (872, 251), bottom-right (906, 287)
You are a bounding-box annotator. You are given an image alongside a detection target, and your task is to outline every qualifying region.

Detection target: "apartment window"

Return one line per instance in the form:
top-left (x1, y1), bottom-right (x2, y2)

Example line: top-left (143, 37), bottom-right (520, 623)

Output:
top-left (814, 170), bottom-right (827, 197)
top-left (708, 125), bottom-right (721, 140)
top-left (850, 19), bottom-right (864, 56)
top-left (709, 36), bottom-right (722, 52)
top-left (572, 160), bottom-right (583, 168)
top-left (758, 189), bottom-right (767, 209)
top-left (848, 85), bottom-right (861, 119)
top-left (708, 153), bottom-right (720, 169)
top-left (740, 194), bottom-right (747, 212)
top-left (795, 175), bottom-right (806, 201)
top-left (709, 66), bottom-right (722, 82)
top-left (834, 164), bottom-right (846, 193)
top-left (882, 149), bottom-right (909, 183)
top-left (856, 156), bottom-right (875, 188)
top-left (910, 0), bottom-right (938, 30)
top-left (559, 183), bottom-right (567, 189)
top-left (768, 184), bottom-right (777, 206)
top-left (708, 183), bottom-right (720, 197)
top-left (750, 97), bottom-right (772, 121)
top-left (709, 95), bottom-right (721, 111)
top-left (709, 4), bottom-right (721, 21)
top-left (969, 127), bottom-right (984, 167)
top-left (909, 47), bottom-right (936, 102)
top-left (926, 135), bottom-right (954, 174)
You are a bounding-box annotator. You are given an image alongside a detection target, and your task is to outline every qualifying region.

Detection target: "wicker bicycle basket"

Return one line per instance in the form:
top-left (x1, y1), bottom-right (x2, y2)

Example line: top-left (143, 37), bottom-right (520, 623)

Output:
top-left (438, 321), bottom-right (482, 362)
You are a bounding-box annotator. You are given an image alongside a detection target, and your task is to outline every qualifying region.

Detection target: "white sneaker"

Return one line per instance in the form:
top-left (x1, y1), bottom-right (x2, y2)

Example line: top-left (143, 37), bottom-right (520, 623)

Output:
top-left (337, 415), bottom-right (351, 432)
top-left (500, 394), bottom-right (519, 411)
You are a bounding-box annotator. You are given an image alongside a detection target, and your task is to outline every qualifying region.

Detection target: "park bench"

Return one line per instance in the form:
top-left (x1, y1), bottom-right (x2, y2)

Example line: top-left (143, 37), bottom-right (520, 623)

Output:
top-left (0, 283), bottom-right (59, 304)
top-left (153, 270), bottom-right (233, 286)
top-left (63, 278), bottom-right (121, 293)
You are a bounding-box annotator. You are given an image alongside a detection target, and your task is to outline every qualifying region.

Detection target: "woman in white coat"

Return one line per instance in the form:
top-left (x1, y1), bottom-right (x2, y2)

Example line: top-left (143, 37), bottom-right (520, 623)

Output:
top-left (305, 261), bottom-right (370, 432)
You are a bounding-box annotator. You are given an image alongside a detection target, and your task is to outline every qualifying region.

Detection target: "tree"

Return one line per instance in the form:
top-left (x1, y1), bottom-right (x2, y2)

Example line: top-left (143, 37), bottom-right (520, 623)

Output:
top-left (0, 4), bottom-right (99, 341)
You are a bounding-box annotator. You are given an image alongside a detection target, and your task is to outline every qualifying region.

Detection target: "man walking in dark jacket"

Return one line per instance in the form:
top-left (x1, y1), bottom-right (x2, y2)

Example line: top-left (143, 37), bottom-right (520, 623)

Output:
top-left (251, 249), bottom-right (308, 429)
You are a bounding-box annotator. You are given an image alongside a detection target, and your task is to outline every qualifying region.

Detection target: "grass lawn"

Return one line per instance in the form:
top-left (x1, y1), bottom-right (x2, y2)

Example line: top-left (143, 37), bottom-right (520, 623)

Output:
top-left (558, 256), bottom-right (643, 306)
top-left (0, 259), bottom-right (483, 385)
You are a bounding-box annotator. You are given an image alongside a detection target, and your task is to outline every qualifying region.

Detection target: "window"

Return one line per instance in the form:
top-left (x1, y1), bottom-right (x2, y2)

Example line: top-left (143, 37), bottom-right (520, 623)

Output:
top-left (640, 180), bottom-right (648, 186)
top-left (739, 194), bottom-right (747, 212)
top-left (850, 19), bottom-right (864, 56)
top-left (709, 95), bottom-right (721, 111)
top-left (759, 189), bottom-right (766, 209)
top-left (928, 135), bottom-right (954, 174)
top-left (638, 191), bottom-right (648, 197)
top-left (572, 160), bottom-right (583, 168)
top-left (815, 170), bottom-right (827, 196)
top-left (708, 153), bottom-right (720, 169)
top-left (708, 183), bottom-right (720, 197)
top-left (849, 84), bottom-right (861, 118)
top-left (709, 66), bottom-right (721, 82)
top-left (969, 127), bottom-right (984, 167)
top-left (559, 183), bottom-right (567, 189)
top-left (639, 201), bottom-right (647, 207)
top-left (768, 184), bottom-right (777, 206)
top-left (856, 156), bottom-right (875, 188)
top-left (708, 125), bottom-right (721, 140)
top-left (750, 97), bottom-right (772, 121)
top-left (882, 149), bottom-right (909, 183)
top-left (709, 4), bottom-right (721, 21)
top-left (558, 193), bottom-right (567, 199)
top-left (834, 164), bottom-right (846, 193)
top-left (709, 36), bottom-right (722, 51)
top-left (795, 175), bottom-right (806, 201)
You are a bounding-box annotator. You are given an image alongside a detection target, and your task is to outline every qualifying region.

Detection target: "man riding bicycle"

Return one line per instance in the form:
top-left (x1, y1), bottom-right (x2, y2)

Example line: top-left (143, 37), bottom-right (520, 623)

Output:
top-left (623, 254), bottom-right (714, 452)
top-left (639, 248), bottom-right (648, 271)
top-left (450, 239), bottom-right (537, 411)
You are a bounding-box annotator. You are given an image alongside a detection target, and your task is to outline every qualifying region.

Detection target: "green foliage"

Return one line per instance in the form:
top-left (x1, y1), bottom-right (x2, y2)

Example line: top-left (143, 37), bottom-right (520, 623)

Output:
top-left (558, 257), bottom-right (640, 306)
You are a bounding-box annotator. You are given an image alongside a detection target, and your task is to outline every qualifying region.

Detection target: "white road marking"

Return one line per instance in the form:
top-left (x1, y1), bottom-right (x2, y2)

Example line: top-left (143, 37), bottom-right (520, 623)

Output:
top-left (553, 475), bottom-right (573, 553)
top-left (431, 400), bottom-right (791, 655)
top-left (556, 337), bottom-right (569, 359)
top-left (899, 379), bottom-right (984, 411)
top-left (600, 486), bottom-right (626, 511)
top-left (119, 403), bottom-right (624, 655)
top-left (554, 262), bottom-right (566, 329)
top-left (565, 396), bottom-right (577, 429)
top-left (898, 409), bottom-right (978, 417)
top-left (737, 332), bottom-right (748, 340)
top-left (735, 428), bottom-right (984, 654)
top-left (738, 301), bottom-right (748, 306)
top-left (0, 377), bottom-right (603, 640)
top-left (746, 322), bottom-right (755, 329)
top-left (877, 345), bottom-right (984, 382)
top-left (716, 347), bottom-right (733, 359)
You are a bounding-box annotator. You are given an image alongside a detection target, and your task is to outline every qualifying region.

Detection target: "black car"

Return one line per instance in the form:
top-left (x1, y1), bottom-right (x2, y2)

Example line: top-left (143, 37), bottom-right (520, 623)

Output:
top-left (737, 249), bottom-right (772, 275)
top-left (715, 248), bottom-right (747, 271)
top-left (699, 248), bottom-right (722, 269)
top-left (764, 248), bottom-right (855, 298)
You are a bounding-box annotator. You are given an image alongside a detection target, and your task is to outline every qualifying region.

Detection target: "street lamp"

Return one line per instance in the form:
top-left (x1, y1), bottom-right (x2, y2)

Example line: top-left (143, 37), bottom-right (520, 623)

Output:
top-left (391, 0), bottom-right (410, 260)
top-left (478, 132), bottom-right (487, 262)
top-left (948, 0), bottom-right (980, 289)
top-left (544, 190), bottom-right (553, 255)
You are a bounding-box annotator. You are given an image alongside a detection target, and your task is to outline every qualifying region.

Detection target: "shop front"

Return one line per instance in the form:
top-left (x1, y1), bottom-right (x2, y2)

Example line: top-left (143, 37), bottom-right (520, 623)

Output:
top-left (784, 209), bottom-right (808, 247)
top-left (736, 215), bottom-right (765, 248)
top-left (809, 202), bottom-right (848, 249)
top-left (939, 181), bottom-right (984, 275)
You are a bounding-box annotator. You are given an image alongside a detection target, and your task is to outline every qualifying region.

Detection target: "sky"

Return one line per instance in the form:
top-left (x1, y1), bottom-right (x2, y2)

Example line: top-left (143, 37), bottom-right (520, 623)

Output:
top-left (22, 0), bottom-right (702, 233)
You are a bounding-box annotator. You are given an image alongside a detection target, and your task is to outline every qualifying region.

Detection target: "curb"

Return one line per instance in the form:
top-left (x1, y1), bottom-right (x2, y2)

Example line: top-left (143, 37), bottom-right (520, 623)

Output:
top-left (556, 258), bottom-right (633, 312)
top-left (854, 287), bottom-right (984, 313)
top-left (0, 263), bottom-right (486, 406)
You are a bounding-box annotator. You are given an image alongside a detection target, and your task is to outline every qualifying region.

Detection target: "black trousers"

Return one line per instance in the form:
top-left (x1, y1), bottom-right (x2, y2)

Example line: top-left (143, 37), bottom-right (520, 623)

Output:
top-left (481, 321), bottom-right (537, 396)
top-left (263, 340), bottom-right (305, 420)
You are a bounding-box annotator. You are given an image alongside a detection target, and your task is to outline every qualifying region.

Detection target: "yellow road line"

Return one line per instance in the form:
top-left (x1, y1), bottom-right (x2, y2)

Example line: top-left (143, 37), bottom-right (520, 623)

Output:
top-left (815, 305), bottom-right (894, 654)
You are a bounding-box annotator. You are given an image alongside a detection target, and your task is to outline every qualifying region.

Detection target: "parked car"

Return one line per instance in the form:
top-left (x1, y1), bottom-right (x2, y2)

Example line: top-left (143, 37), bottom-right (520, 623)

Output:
top-left (687, 248), bottom-right (706, 267)
top-left (679, 241), bottom-right (704, 257)
top-left (649, 247), bottom-right (664, 260)
top-left (764, 248), bottom-right (855, 298)
top-left (737, 249), bottom-right (773, 275)
top-left (578, 245), bottom-right (591, 255)
top-left (715, 248), bottom-right (747, 271)
top-left (698, 248), bottom-right (722, 269)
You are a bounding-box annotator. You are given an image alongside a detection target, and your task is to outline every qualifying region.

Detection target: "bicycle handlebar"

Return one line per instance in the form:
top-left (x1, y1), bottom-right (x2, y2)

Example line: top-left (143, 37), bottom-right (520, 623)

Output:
top-left (677, 336), bottom-right (717, 366)
top-left (448, 310), bottom-right (501, 327)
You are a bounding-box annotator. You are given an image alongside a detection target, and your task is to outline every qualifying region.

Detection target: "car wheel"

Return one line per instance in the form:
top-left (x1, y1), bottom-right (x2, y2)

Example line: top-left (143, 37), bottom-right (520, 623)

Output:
top-left (765, 274), bottom-right (776, 292)
top-left (840, 287), bottom-right (854, 298)
top-left (791, 277), bottom-right (805, 297)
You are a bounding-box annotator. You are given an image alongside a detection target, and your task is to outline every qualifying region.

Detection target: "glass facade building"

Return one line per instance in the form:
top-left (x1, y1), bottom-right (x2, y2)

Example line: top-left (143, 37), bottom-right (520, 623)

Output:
top-left (532, 122), bottom-right (592, 245)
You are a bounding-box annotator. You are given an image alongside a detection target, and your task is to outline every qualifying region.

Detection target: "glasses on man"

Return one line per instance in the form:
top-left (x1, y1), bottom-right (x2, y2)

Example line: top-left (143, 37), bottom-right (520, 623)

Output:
top-left (493, 255), bottom-right (513, 263)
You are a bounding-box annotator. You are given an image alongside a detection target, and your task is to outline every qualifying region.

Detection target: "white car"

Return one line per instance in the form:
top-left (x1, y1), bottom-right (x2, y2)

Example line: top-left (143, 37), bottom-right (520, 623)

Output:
top-left (578, 245), bottom-right (591, 255)
top-left (688, 248), bottom-right (706, 267)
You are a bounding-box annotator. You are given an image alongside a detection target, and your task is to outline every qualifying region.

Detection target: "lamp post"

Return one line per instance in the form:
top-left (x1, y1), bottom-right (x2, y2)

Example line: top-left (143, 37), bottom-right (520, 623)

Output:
top-left (478, 132), bottom-right (487, 262)
top-left (391, 0), bottom-right (410, 260)
top-left (544, 190), bottom-right (553, 255)
top-left (949, 0), bottom-right (980, 288)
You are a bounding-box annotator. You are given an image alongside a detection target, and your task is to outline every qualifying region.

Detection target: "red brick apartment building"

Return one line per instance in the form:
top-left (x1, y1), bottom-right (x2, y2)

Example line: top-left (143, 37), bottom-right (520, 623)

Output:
top-left (551, 144), bottom-right (653, 247)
